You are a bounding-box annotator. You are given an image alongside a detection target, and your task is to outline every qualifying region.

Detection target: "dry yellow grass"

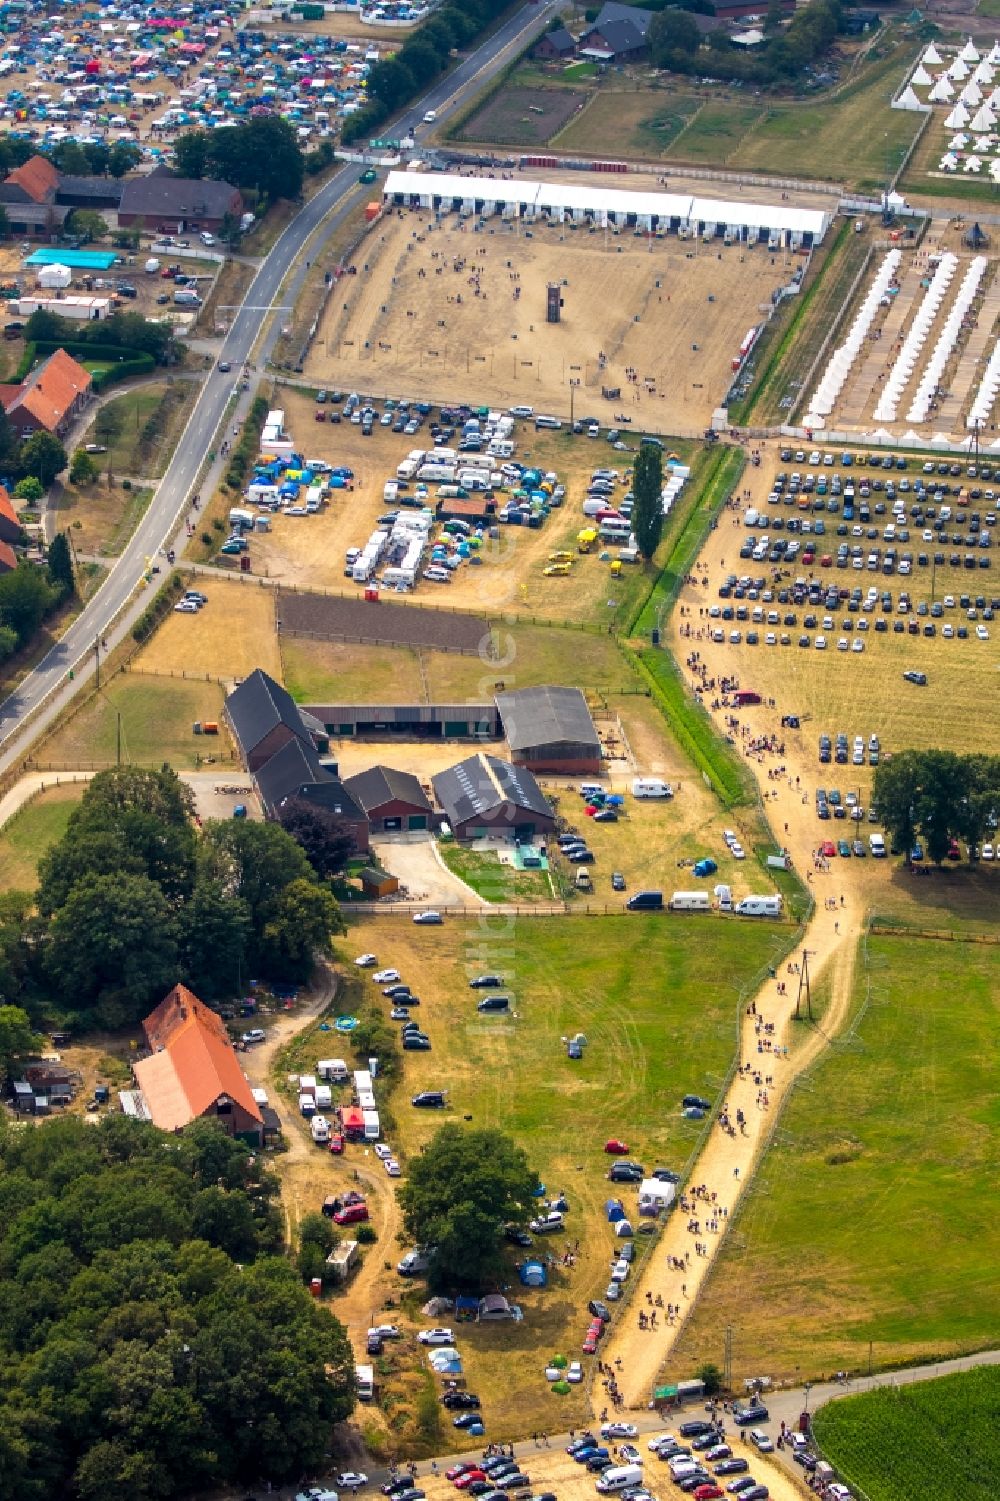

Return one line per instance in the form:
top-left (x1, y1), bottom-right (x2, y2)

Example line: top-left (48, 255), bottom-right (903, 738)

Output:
top-left (135, 576), bottom-right (281, 681)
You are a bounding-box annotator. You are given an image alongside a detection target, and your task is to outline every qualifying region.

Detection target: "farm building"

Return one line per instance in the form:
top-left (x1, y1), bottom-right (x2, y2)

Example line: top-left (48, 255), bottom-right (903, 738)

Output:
top-left (290, 778), bottom-right (371, 853)
top-left (0, 488), bottom-right (20, 546)
top-left (432, 753), bottom-right (555, 842)
top-left (305, 701), bottom-right (501, 741)
top-left (15, 295), bottom-right (111, 321)
top-left (0, 348), bottom-right (92, 439)
top-left (226, 667), bottom-right (325, 771)
top-left (0, 540), bottom-right (15, 575)
top-left (579, 2), bottom-right (652, 62)
top-left (383, 171), bottom-right (830, 247)
top-left (359, 867), bottom-right (400, 899)
top-left (117, 165), bottom-right (242, 232)
top-left (133, 983), bottom-right (264, 1145)
top-left (534, 24), bottom-right (576, 60)
top-left (254, 737), bottom-right (370, 849)
top-left (495, 685), bottom-right (601, 774)
top-left (343, 765), bottom-right (436, 832)
top-left (0, 153), bottom-right (71, 236)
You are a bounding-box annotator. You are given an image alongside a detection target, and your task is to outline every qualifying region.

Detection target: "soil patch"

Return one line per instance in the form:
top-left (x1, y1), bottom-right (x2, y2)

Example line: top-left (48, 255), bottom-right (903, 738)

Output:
top-left (278, 589), bottom-right (490, 654)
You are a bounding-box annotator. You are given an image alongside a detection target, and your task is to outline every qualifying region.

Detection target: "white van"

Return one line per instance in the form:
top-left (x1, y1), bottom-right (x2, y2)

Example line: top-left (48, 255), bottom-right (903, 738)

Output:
top-left (869, 833), bottom-right (886, 857)
top-left (714, 883), bottom-right (733, 911)
top-left (596, 1465), bottom-right (644, 1494)
top-left (355, 1363), bottom-right (374, 1400)
top-left (670, 891), bottom-right (711, 912)
top-left (632, 777), bottom-right (673, 798)
top-left (200, 230), bottom-right (216, 246)
top-left (736, 894), bottom-right (782, 918)
top-left (535, 414), bottom-right (563, 430)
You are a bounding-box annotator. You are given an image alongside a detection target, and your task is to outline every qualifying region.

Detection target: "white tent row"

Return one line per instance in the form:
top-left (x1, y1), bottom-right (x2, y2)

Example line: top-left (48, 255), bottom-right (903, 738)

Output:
top-left (873, 253), bottom-right (958, 423)
top-left (906, 256), bottom-right (988, 424)
top-left (803, 249), bottom-right (902, 427)
top-left (381, 171), bottom-right (831, 240)
top-left (967, 334), bottom-right (1000, 426)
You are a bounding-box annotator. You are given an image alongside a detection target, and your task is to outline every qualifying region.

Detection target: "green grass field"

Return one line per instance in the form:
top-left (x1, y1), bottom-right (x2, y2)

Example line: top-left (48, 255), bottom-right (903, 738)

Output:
top-left (314, 915), bottom-right (788, 1436)
top-left (0, 785), bottom-right (84, 892)
top-left (437, 843), bottom-right (558, 902)
top-left (812, 1367), bottom-right (1000, 1501)
top-left (37, 674), bottom-right (227, 771)
top-left (669, 932), bottom-right (1000, 1383)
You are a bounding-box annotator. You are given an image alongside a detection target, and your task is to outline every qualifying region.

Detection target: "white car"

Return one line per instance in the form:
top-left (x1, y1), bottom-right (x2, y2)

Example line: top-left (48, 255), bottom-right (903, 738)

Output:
top-left (977, 624), bottom-right (990, 640)
top-left (368, 1326), bottom-right (401, 1341)
top-left (852, 638), bottom-right (864, 652)
top-left (981, 843), bottom-right (994, 860)
top-left (815, 636), bottom-right (827, 650)
top-left (837, 637), bottom-right (849, 652)
top-left (335, 1475), bottom-right (368, 1492)
top-left (385, 1159), bottom-right (401, 1177)
top-left (417, 1327), bottom-right (454, 1344)
top-left (413, 910), bottom-right (443, 924)
top-left (373, 968), bottom-right (400, 983)
top-left (648, 1434), bottom-right (678, 1452)
top-left (750, 1429), bottom-right (774, 1452)
top-left (373, 1143), bottom-right (393, 1160)
top-left (174, 600), bottom-right (199, 613)
top-left (566, 1361), bottom-right (584, 1383)
top-left (296, 1490), bottom-right (338, 1501)
top-left (423, 109), bottom-right (437, 123)
top-left (730, 842), bottom-right (745, 860)
top-left (602, 1422), bottom-right (638, 1439)
top-left (355, 954), bottom-right (377, 967)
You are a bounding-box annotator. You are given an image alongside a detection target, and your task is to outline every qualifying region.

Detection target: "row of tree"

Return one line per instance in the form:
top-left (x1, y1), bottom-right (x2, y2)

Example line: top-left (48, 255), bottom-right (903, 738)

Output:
top-left (0, 133), bottom-right (139, 181)
top-left (872, 750), bottom-right (1000, 865)
top-left (2, 767), bottom-right (345, 1031)
top-left (0, 1113), bottom-right (354, 1501)
top-left (343, 0), bottom-right (511, 144)
top-left (649, 0), bottom-right (843, 83)
top-left (172, 115), bottom-right (306, 204)
top-left (23, 307), bottom-right (176, 366)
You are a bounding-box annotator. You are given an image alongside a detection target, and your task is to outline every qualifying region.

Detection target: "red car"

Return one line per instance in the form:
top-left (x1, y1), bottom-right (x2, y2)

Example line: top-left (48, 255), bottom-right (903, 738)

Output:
top-left (693, 1488), bottom-right (723, 1501)
top-left (582, 1332), bottom-right (598, 1354)
top-left (315, 409), bottom-right (326, 421)
top-left (333, 1201), bottom-right (369, 1226)
top-left (455, 1472), bottom-right (486, 1490)
top-left (819, 840), bottom-right (836, 859)
top-left (446, 1466), bottom-right (475, 1482)
top-left (328, 1133), bottom-right (344, 1155)
top-left (604, 1139), bottom-right (629, 1155)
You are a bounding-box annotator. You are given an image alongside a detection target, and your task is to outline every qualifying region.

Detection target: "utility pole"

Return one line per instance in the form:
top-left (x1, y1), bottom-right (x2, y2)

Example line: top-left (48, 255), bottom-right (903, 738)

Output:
top-left (94, 634), bottom-right (101, 691)
top-left (795, 949), bottom-right (814, 1022)
top-left (723, 1325), bottom-right (733, 1393)
top-left (116, 711), bottom-right (122, 767)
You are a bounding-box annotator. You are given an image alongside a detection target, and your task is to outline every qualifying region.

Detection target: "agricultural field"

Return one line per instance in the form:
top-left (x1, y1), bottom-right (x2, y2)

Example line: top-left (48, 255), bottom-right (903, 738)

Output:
top-left (135, 575), bottom-right (281, 680)
top-left (304, 200), bottom-right (791, 436)
top-left (669, 933), bottom-right (1000, 1383)
top-left (0, 783), bottom-right (84, 892)
top-left (300, 914), bottom-right (786, 1437)
top-left (812, 1366), bottom-right (1000, 1501)
top-left (36, 673), bottom-right (227, 771)
top-left (456, 85), bottom-right (590, 146)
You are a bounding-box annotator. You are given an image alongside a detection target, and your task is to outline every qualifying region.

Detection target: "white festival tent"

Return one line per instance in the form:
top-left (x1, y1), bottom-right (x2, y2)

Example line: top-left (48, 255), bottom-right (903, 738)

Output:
top-left (896, 85), bottom-right (925, 111)
top-left (960, 39), bottom-right (980, 64)
top-left (803, 249), bottom-right (902, 430)
top-left (911, 63), bottom-right (933, 86)
top-left (923, 43), bottom-right (943, 65)
top-left (929, 78), bottom-right (955, 102)
top-left (945, 102), bottom-right (971, 127)
top-left (873, 253), bottom-right (958, 424)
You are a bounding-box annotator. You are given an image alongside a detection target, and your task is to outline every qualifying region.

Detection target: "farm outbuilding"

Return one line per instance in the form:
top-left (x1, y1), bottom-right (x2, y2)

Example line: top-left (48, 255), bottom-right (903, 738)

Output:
top-left (226, 667), bottom-right (320, 772)
top-left (432, 753), bottom-right (555, 842)
top-left (306, 701), bottom-right (501, 741)
top-left (495, 685), bottom-right (601, 775)
top-left (383, 170), bottom-right (830, 246)
top-left (343, 764), bottom-right (436, 832)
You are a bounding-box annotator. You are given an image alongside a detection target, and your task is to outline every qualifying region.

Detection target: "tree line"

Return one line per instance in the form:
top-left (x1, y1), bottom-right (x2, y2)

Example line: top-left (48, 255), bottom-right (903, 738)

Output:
top-left (872, 750), bottom-right (1000, 865)
top-left (649, 0), bottom-right (843, 84)
top-left (1, 767), bottom-right (345, 1032)
top-left (0, 1113), bottom-right (354, 1501)
top-left (172, 115), bottom-right (306, 204)
top-left (0, 528), bottom-right (73, 668)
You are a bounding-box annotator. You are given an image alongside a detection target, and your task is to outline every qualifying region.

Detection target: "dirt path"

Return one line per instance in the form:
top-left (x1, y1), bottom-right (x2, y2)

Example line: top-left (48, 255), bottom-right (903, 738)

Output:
top-left (597, 475), bottom-right (870, 1410)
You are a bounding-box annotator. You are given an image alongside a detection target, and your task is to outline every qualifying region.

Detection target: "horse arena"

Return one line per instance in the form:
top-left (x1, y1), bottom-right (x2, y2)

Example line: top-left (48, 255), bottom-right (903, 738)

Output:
top-left (306, 190), bottom-right (812, 432)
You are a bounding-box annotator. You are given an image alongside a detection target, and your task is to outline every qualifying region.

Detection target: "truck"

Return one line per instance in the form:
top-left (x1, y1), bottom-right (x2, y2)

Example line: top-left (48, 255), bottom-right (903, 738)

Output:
top-left (669, 891), bottom-right (711, 912)
top-left (735, 895), bottom-right (782, 918)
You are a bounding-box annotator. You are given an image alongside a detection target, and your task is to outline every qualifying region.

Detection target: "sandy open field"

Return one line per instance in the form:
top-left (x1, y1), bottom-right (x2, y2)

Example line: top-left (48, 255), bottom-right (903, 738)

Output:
top-left (304, 206), bottom-right (792, 434)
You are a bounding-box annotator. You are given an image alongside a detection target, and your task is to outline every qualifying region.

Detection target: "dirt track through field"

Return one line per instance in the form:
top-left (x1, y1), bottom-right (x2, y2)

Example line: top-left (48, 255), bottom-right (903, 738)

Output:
top-left (597, 451), bottom-right (865, 1409)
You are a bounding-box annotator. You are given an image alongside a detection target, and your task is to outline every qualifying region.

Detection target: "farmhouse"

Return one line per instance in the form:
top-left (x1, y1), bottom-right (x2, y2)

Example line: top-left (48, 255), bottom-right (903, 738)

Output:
top-left (0, 153), bottom-right (71, 237)
top-left (495, 685), bottom-right (601, 775)
top-left (0, 348), bottom-right (92, 438)
top-left (254, 736), bottom-right (370, 850)
top-left (226, 667), bottom-right (325, 772)
top-left (343, 765), bottom-right (436, 833)
top-left (384, 171), bottom-right (830, 247)
top-left (305, 701), bottom-right (501, 740)
top-left (534, 25), bottom-right (576, 61)
top-left (117, 165), bottom-right (242, 232)
top-left (432, 753), bottom-right (555, 841)
top-left (0, 540), bottom-right (15, 575)
top-left (132, 983), bottom-right (264, 1145)
top-left (580, 2), bottom-right (652, 62)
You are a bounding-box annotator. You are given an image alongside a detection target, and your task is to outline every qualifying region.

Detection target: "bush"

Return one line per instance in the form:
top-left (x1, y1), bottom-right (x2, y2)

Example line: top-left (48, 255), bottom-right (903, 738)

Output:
top-left (356, 1223), bottom-right (378, 1244)
top-left (131, 571), bottom-right (184, 643)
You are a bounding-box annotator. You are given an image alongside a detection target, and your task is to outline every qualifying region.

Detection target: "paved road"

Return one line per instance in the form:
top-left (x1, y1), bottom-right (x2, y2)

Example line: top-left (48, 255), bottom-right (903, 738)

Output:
top-left (0, 0), bottom-right (557, 777)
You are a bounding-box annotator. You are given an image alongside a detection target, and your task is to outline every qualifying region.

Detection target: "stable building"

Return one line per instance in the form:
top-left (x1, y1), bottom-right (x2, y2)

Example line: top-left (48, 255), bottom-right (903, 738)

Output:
top-left (226, 667), bottom-right (325, 772)
top-left (343, 765), bottom-right (436, 833)
top-left (495, 686), bottom-right (601, 775)
top-left (306, 701), bottom-right (500, 741)
top-left (254, 736), bottom-right (369, 853)
top-left (432, 753), bottom-right (555, 842)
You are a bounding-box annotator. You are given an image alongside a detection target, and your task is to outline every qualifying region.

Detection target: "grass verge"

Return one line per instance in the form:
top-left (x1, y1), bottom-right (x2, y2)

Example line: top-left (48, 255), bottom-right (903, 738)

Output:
top-left (437, 842), bottom-right (556, 903)
top-left (0, 784), bottom-right (84, 891)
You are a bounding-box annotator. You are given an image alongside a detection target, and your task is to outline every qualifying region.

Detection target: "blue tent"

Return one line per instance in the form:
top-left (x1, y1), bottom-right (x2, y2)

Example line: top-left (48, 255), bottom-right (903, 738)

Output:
top-left (519, 1260), bottom-right (548, 1288)
top-left (605, 1199), bottom-right (626, 1223)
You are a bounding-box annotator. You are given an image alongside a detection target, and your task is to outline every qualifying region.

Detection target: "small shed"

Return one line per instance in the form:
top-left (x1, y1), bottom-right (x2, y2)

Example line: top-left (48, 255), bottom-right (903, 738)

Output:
top-left (359, 866), bottom-right (400, 899)
top-left (478, 1293), bottom-right (513, 1321)
top-left (519, 1259), bottom-right (548, 1288)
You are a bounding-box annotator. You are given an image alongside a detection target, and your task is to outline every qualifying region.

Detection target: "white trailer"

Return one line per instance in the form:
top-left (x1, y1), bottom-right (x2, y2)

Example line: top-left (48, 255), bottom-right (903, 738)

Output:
top-left (318, 1057), bottom-right (350, 1082)
top-left (362, 1108), bottom-right (381, 1141)
top-left (669, 891), bottom-right (711, 912)
top-left (310, 1115), bottom-right (330, 1144)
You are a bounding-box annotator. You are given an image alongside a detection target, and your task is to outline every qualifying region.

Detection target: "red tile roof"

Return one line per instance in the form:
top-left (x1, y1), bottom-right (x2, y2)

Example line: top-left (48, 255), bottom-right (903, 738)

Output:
top-left (4, 154), bottom-right (59, 203)
top-left (4, 348), bottom-right (91, 432)
top-left (134, 985), bottom-right (262, 1135)
top-left (0, 486), bottom-right (18, 542)
top-left (0, 539), bottom-right (15, 573)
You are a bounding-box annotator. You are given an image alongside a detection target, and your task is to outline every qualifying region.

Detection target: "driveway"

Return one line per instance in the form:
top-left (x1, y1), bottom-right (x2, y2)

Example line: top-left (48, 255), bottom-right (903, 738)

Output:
top-left (371, 832), bottom-right (486, 908)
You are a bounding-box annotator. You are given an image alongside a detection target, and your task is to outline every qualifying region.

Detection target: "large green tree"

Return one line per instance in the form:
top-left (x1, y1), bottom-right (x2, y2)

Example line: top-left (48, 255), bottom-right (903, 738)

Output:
top-left (0, 1004), bottom-right (42, 1083)
top-left (277, 795), bottom-right (357, 879)
top-left (45, 873), bottom-right (178, 1028)
top-left (0, 564), bottom-right (56, 648)
top-left (19, 430), bottom-right (67, 487)
top-left (631, 442), bottom-right (664, 560)
top-left (399, 1125), bottom-right (539, 1287)
top-left (46, 531), bottom-right (74, 598)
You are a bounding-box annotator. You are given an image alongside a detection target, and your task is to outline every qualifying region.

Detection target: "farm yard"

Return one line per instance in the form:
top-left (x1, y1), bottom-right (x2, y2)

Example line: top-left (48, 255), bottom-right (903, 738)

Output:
top-left (303, 201), bottom-right (801, 435)
top-left (668, 932), bottom-right (1000, 1385)
top-left (811, 1367), bottom-right (1000, 1501)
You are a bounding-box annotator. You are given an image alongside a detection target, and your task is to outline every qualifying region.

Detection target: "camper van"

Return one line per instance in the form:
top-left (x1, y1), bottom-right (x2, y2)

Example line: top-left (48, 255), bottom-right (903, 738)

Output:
top-left (310, 1115), bottom-right (330, 1144)
top-left (735, 894), bottom-right (783, 918)
top-left (355, 1363), bottom-right (375, 1400)
top-left (669, 891), bottom-right (711, 912)
top-left (362, 1108), bottom-right (381, 1141)
top-left (869, 833), bottom-right (886, 857)
top-left (632, 778), bottom-right (674, 798)
top-left (318, 1058), bottom-right (349, 1083)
